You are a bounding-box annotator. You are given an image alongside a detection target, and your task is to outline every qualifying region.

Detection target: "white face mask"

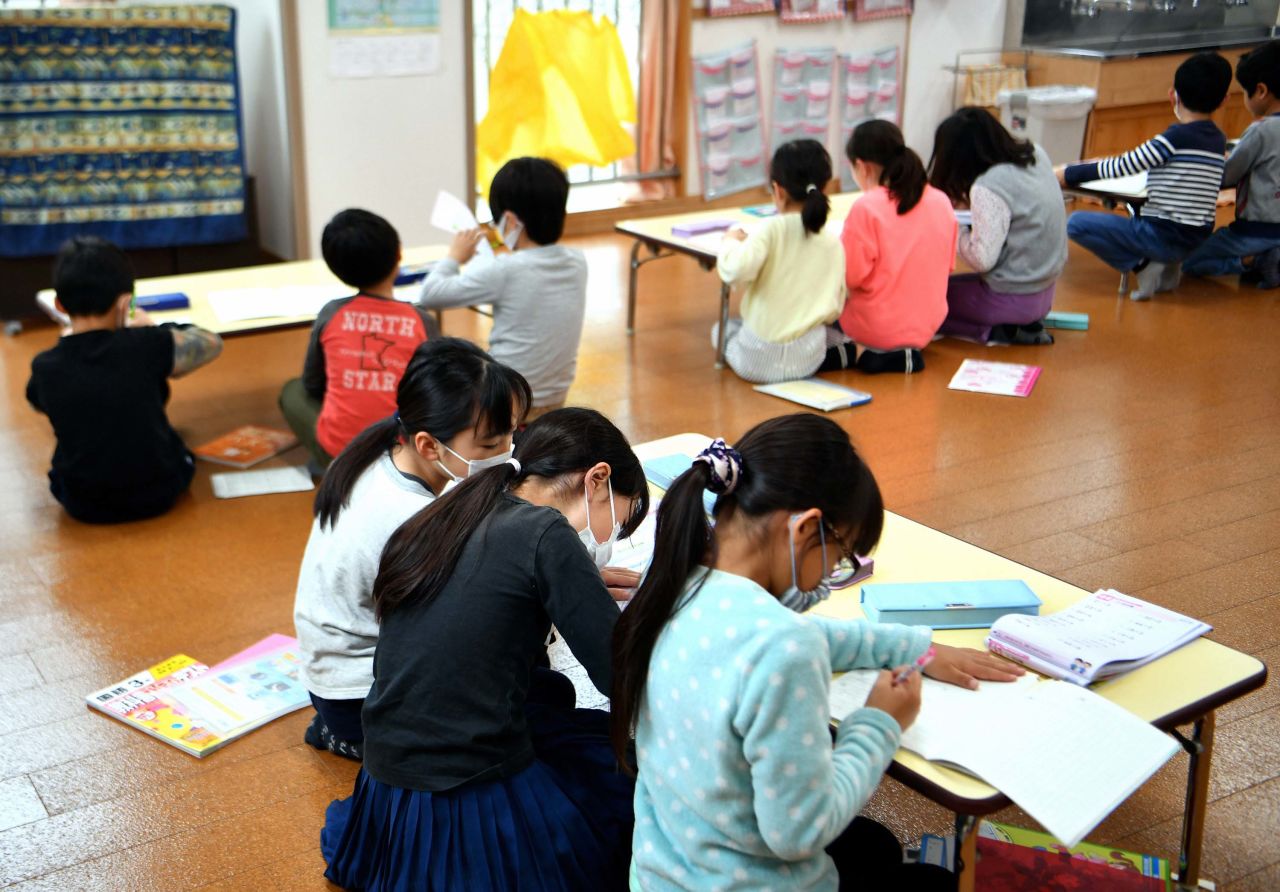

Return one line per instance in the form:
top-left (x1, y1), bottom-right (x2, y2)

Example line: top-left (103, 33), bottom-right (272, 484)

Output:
top-left (435, 441), bottom-right (514, 486)
top-left (579, 478), bottom-right (620, 570)
top-left (500, 213), bottom-right (524, 251)
top-left (779, 514), bottom-right (833, 614)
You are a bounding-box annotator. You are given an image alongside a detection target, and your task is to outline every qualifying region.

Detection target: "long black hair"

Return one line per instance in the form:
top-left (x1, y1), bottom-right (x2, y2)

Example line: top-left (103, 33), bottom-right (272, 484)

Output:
top-left (928, 106), bottom-right (1036, 205)
top-left (610, 414), bottom-right (884, 764)
top-left (770, 139), bottom-right (833, 235)
top-left (313, 337), bottom-right (531, 529)
top-left (848, 119), bottom-right (928, 215)
top-left (373, 407), bottom-right (650, 620)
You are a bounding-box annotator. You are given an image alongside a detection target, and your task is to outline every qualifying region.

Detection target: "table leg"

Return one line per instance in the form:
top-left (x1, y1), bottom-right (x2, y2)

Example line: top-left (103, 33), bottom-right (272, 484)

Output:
top-left (715, 282), bottom-right (730, 370)
top-left (954, 814), bottom-right (979, 892)
top-left (1176, 713), bottom-right (1216, 891)
top-left (627, 239), bottom-right (642, 335)
top-left (1119, 271), bottom-right (1130, 295)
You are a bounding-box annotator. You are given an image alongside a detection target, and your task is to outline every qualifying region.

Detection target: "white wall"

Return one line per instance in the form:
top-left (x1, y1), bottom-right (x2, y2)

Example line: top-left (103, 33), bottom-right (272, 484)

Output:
top-left (291, 3), bottom-right (468, 258)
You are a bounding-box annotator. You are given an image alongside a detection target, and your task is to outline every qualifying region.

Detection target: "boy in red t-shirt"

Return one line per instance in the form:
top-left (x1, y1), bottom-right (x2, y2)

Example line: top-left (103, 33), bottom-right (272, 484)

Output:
top-left (279, 209), bottom-right (438, 469)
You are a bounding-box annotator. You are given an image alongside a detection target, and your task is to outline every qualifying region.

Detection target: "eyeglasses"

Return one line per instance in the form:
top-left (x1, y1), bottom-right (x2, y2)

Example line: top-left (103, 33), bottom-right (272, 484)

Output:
top-left (822, 522), bottom-right (865, 589)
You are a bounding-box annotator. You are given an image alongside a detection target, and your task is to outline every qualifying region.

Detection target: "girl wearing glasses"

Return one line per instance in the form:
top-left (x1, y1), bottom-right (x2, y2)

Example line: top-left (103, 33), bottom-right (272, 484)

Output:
top-left (611, 414), bottom-right (1019, 890)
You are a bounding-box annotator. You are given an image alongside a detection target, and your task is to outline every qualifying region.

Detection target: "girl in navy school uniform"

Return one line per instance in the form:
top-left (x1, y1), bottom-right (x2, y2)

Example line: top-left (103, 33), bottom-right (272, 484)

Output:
top-left (321, 408), bottom-right (650, 891)
top-left (293, 337), bottom-right (531, 761)
top-left (611, 416), bottom-right (1021, 891)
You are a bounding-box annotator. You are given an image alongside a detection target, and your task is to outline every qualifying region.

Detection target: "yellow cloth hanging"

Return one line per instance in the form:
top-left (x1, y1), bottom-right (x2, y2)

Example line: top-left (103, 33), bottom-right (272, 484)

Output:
top-left (476, 9), bottom-right (637, 194)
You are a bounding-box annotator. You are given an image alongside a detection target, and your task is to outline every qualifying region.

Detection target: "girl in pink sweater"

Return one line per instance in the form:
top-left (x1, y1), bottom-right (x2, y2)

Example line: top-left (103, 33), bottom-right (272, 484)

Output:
top-left (822, 120), bottom-right (958, 374)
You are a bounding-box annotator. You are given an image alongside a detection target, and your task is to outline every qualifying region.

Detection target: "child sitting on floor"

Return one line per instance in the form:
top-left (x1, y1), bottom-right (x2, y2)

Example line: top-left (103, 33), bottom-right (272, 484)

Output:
top-left (1059, 52), bottom-right (1232, 300)
top-left (27, 236), bottom-right (222, 523)
top-left (715, 139), bottom-right (845, 383)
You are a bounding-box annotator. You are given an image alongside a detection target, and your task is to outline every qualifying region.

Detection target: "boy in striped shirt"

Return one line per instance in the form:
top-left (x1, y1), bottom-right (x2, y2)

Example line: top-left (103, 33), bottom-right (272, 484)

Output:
top-left (1059, 52), bottom-right (1232, 300)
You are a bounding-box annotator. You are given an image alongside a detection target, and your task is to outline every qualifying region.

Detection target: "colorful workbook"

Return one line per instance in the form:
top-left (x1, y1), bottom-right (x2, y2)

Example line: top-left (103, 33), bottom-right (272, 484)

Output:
top-left (948, 359), bottom-right (1041, 397)
top-left (753, 378), bottom-right (873, 412)
top-left (85, 634), bottom-right (310, 758)
top-left (194, 425), bottom-right (298, 469)
top-left (828, 671), bottom-right (1179, 847)
top-left (976, 821), bottom-right (1172, 889)
top-left (985, 589), bottom-right (1211, 686)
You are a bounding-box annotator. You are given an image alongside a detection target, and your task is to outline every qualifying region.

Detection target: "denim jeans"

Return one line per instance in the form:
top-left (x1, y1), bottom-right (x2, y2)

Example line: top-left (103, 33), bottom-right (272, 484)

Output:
top-left (1066, 212), bottom-right (1210, 271)
top-left (1182, 222), bottom-right (1280, 277)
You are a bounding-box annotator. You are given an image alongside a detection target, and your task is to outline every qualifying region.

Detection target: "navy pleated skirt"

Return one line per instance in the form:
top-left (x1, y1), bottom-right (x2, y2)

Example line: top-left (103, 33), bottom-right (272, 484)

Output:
top-left (321, 705), bottom-right (634, 892)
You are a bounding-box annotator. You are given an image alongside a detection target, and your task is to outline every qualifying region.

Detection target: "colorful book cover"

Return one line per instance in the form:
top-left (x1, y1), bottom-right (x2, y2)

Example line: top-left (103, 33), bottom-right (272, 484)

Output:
top-left (84, 635), bottom-right (310, 758)
top-left (948, 359), bottom-right (1041, 398)
top-left (194, 425), bottom-right (299, 469)
top-left (978, 821), bottom-right (1171, 890)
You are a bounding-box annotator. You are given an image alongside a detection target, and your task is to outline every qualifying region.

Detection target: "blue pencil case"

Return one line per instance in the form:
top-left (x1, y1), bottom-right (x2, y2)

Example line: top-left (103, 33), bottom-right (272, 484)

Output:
top-left (394, 262), bottom-right (436, 286)
top-left (861, 580), bottom-right (1041, 629)
top-left (136, 292), bottom-right (190, 312)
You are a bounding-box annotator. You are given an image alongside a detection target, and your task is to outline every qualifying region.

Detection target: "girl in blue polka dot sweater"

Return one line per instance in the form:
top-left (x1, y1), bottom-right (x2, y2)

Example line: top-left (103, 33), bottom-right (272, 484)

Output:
top-left (611, 416), bottom-right (1021, 891)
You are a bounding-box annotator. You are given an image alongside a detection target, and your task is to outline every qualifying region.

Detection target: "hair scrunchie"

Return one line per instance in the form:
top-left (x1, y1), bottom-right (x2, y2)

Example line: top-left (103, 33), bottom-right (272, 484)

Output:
top-left (507, 457), bottom-right (522, 474)
top-left (392, 410), bottom-right (403, 427)
top-left (805, 184), bottom-right (818, 194)
top-left (693, 438), bottom-right (743, 496)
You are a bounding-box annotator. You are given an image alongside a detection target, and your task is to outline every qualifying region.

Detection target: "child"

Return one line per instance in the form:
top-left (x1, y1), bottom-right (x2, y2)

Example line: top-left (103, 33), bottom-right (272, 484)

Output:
top-left (26, 236), bottom-right (222, 523)
top-left (293, 337), bottom-right (530, 761)
top-left (822, 120), bottom-right (958, 374)
top-left (1060, 52), bottom-right (1233, 300)
top-left (715, 139), bottom-right (845, 383)
top-left (929, 108), bottom-right (1068, 344)
top-left (611, 418), bottom-right (1023, 890)
top-left (279, 209), bottom-right (438, 469)
top-left (322, 408), bottom-right (650, 891)
top-left (418, 157), bottom-right (586, 421)
top-left (1184, 41), bottom-right (1280, 287)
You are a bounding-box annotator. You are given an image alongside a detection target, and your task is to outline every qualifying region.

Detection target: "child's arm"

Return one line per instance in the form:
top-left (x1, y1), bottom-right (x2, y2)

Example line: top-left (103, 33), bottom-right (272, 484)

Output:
top-left (301, 317), bottom-right (328, 400)
top-left (417, 232), bottom-right (506, 310)
top-left (735, 626), bottom-right (904, 860)
top-left (1061, 134), bottom-right (1173, 185)
top-left (1222, 125), bottom-right (1262, 189)
top-left (414, 306), bottom-right (442, 340)
top-left (957, 184), bottom-right (1010, 274)
top-left (170, 326), bottom-right (223, 378)
top-left (840, 204), bottom-right (878, 292)
top-left (803, 614), bottom-right (931, 672)
top-left (716, 223), bottom-right (772, 287)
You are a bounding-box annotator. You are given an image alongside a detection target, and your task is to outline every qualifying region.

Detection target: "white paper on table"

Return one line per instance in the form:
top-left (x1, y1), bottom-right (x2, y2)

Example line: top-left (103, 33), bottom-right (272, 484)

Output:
top-left (430, 191), bottom-right (494, 260)
top-left (206, 286), bottom-right (345, 324)
top-left (1077, 172), bottom-right (1147, 197)
top-left (211, 466), bottom-right (314, 499)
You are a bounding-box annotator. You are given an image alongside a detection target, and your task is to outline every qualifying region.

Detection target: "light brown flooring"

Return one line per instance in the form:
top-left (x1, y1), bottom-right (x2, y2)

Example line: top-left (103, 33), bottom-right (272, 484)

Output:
top-left (0, 233), bottom-right (1277, 890)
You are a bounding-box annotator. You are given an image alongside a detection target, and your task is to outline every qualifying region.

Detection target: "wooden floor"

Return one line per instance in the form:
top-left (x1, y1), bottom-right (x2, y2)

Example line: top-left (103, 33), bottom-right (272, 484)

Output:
top-left (1, 232), bottom-right (1277, 890)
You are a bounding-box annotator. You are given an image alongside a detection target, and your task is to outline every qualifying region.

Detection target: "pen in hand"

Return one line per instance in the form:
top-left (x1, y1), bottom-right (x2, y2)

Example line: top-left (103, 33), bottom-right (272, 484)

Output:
top-left (893, 645), bottom-right (936, 687)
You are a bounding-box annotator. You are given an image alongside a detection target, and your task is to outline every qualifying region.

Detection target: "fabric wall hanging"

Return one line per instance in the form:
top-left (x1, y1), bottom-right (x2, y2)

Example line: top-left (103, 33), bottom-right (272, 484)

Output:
top-left (691, 40), bottom-right (766, 200)
top-left (0, 5), bottom-right (247, 258)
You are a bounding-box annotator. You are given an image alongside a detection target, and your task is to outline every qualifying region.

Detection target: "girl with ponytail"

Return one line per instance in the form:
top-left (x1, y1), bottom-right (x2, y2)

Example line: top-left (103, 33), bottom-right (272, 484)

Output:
top-left (613, 415), bottom-right (1021, 890)
top-left (820, 119), bottom-right (959, 375)
top-left (322, 407), bottom-right (650, 891)
top-left (293, 337), bottom-right (530, 761)
top-left (714, 138), bottom-right (846, 383)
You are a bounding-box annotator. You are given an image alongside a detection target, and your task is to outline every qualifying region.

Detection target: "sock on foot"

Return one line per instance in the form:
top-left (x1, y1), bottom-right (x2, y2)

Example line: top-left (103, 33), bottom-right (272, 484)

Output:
top-left (304, 713), bottom-right (363, 761)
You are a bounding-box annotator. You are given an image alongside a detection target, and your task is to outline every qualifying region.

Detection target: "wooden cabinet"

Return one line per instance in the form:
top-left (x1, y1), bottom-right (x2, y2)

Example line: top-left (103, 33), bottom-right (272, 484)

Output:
top-left (1026, 47), bottom-right (1258, 159)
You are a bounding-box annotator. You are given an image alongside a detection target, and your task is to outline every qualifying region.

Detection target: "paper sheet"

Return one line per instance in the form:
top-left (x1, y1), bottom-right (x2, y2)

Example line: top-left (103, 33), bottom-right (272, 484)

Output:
top-left (1077, 172), bottom-right (1148, 197)
top-left (211, 466), bottom-right (314, 499)
top-left (206, 286), bottom-right (345, 324)
top-left (430, 191), bottom-right (494, 260)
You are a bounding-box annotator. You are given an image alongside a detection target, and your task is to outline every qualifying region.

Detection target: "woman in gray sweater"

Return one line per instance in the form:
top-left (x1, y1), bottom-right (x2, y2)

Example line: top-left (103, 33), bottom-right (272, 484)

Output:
top-left (928, 108), bottom-right (1068, 345)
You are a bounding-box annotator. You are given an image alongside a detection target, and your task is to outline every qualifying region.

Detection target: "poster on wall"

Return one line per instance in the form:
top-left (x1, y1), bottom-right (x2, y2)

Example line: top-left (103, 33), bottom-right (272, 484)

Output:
top-left (779, 0), bottom-right (847, 23)
top-left (853, 0), bottom-right (913, 21)
top-left (327, 0), bottom-right (441, 78)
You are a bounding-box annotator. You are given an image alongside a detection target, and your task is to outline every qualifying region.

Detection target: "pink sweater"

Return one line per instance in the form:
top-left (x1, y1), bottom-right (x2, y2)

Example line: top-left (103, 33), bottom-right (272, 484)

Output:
top-left (839, 185), bottom-right (958, 351)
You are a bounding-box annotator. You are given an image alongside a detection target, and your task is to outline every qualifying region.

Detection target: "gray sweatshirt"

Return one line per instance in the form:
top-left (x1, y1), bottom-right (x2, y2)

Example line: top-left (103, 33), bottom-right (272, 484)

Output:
top-left (1224, 114), bottom-right (1280, 234)
top-left (972, 144), bottom-right (1069, 294)
top-left (418, 245), bottom-right (588, 407)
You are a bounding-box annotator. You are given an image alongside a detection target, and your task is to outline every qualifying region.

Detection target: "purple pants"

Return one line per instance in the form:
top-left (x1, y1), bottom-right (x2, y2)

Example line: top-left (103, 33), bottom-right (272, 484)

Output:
top-left (939, 275), bottom-right (1056, 343)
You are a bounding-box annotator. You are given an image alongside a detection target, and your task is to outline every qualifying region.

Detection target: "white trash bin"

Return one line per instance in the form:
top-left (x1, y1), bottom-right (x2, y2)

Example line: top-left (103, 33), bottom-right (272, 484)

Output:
top-left (996, 85), bottom-right (1097, 165)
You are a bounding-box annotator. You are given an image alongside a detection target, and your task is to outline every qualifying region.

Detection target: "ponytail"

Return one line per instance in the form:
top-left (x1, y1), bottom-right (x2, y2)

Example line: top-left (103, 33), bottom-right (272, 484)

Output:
top-left (312, 336), bottom-right (531, 529)
top-left (847, 119), bottom-right (926, 215)
top-left (373, 407), bottom-right (649, 621)
top-left (611, 414), bottom-right (885, 767)
top-left (770, 139), bottom-right (832, 235)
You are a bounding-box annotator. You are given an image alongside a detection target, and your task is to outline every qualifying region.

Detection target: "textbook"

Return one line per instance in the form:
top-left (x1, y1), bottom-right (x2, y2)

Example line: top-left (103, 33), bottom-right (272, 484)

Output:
top-left (860, 580), bottom-right (1041, 629)
top-left (828, 671), bottom-right (1179, 847)
top-left (210, 466), bottom-right (314, 499)
top-left (84, 635), bottom-right (310, 758)
top-left (642, 453), bottom-right (716, 514)
top-left (977, 821), bottom-right (1172, 889)
top-left (985, 589), bottom-right (1211, 686)
top-left (753, 378), bottom-right (873, 412)
top-left (194, 425), bottom-right (298, 469)
top-left (948, 359), bottom-right (1040, 398)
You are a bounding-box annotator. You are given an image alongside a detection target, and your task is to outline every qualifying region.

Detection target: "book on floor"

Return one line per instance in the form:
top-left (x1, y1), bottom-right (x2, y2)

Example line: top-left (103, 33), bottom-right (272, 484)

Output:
top-left (753, 378), bottom-right (873, 412)
top-left (85, 634), bottom-right (310, 758)
top-left (985, 589), bottom-right (1212, 686)
top-left (193, 425), bottom-right (299, 469)
top-left (828, 671), bottom-right (1179, 847)
top-left (977, 820), bottom-right (1172, 889)
top-left (948, 359), bottom-right (1041, 397)
top-left (211, 466), bottom-right (315, 499)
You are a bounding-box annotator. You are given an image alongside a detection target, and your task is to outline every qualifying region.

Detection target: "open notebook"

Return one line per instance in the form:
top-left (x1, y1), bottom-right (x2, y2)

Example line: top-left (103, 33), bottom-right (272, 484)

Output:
top-left (829, 671), bottom-right (1178, 847)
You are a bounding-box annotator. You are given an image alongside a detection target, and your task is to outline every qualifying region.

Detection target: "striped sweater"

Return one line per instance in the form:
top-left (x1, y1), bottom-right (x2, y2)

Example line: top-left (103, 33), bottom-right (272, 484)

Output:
top-left (1065, 120), bottom-right (1226, 228)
